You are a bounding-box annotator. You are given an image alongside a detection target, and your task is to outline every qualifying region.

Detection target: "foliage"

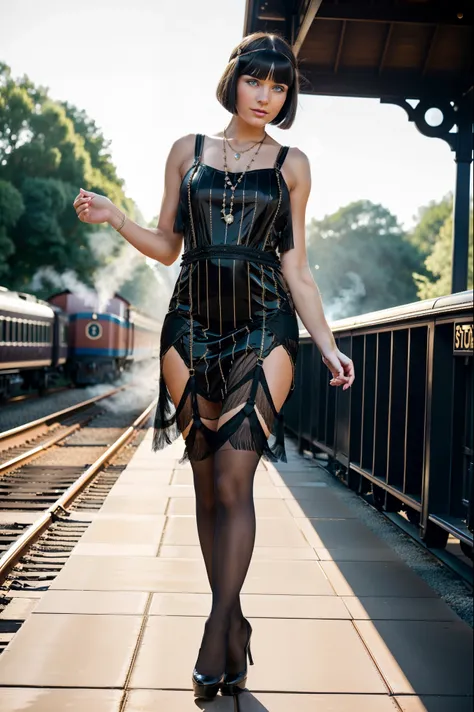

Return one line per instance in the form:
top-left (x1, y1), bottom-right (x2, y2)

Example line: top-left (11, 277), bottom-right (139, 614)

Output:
top-left (406, 193), bottom-right (453, 258)
top-left (0, 178), bottom-right (24, 279)
top-left (0, 61), bottom-right (131, 291)
top-left (415, 212), bottom-right (473, 299)
top-left (306, 200), bottom-right (424, 320)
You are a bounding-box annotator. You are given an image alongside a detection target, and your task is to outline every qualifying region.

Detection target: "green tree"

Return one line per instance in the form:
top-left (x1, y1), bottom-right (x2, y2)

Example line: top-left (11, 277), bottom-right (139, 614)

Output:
top-left (307, 200), bottom-right (424, 320)
top-left (0, 62), bottom-right (133, 290)
top-left (0, 178), bottom-right (24, 280)
top-left (415, 212), bottom-right (473, 298)
top-left (406, 193), bottom-right (452, 258)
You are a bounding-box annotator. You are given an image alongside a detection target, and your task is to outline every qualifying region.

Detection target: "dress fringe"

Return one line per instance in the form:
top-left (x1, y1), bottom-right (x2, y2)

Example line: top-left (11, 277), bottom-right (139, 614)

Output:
top-left (152, 342), bottom-right (295, 464)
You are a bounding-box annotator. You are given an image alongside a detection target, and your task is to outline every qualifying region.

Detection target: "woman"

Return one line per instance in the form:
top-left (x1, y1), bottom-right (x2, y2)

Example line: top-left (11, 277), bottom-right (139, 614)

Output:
top-left (73, 31), bottom-right (355, 699)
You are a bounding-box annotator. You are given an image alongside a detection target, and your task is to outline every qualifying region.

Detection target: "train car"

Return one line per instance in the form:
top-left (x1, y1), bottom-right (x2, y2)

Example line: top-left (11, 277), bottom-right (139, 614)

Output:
top-left (48, 290), bottom-right (160, 385)
top-left (0, 286), bottom-right (68, 398)
top-left (129, 307), bottom-right (161, 363)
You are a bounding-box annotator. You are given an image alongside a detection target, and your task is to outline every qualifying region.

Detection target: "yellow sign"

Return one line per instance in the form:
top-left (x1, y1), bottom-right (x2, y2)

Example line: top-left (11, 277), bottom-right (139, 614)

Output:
top-left (454, 322), bottom-right (473, 355)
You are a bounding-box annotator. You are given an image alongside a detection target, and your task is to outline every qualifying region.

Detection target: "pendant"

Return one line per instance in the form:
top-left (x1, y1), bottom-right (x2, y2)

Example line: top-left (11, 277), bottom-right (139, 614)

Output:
top-left (223, 213), bottom-right (234, 224)
top-left (234, 153), bottom-right (241, 160)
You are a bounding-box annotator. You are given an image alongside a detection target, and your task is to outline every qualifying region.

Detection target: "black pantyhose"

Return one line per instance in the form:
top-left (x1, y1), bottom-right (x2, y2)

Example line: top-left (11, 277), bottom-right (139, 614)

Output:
top-left (192, 447), bottom-right (260, 677)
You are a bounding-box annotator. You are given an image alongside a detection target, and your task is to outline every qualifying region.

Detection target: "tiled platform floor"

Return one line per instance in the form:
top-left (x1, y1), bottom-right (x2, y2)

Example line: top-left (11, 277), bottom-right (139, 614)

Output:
top-left (0, 430), bottom-right (472, 711)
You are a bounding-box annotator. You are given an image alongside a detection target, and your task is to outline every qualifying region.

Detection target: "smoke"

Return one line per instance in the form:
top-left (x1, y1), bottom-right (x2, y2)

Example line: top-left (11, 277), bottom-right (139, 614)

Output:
top-left (29, 227), bottom-right (174, 317)
top-left (324, 271), bottom-right (366, 322)
top-left (30, 266), bottom-right (98, 308)
top-left (83, 357), bottom-right (160, 415)
top-left (88, 229), bottom-right (142, 311)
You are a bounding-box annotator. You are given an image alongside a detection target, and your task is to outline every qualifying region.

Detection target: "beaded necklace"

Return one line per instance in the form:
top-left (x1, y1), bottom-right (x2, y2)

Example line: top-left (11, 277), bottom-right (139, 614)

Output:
top-left (221, 128), bottom-right (266, 225)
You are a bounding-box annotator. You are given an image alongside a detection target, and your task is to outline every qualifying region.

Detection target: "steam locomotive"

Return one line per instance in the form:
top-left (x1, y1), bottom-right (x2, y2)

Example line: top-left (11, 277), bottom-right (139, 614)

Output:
top-left (0, 287), bottom-right (160, 397)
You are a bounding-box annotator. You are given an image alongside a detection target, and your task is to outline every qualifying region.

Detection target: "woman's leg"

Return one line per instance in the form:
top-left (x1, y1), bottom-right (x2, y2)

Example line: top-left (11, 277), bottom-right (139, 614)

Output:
top-left (191, 453), bottom-right (249, 675)
top-left (162, 346), bottom-right (248, 673)
top-left (193, 345), bottom-right (293, 677)
top-left (161, 346), bottom-right (220, 585)
top-left (193, 445), bottom-right (260, 677)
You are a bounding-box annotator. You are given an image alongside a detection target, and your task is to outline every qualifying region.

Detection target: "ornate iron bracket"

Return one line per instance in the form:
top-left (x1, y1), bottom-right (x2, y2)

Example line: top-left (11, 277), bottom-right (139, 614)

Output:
top-left (380, 94), bottom-right (473, 161)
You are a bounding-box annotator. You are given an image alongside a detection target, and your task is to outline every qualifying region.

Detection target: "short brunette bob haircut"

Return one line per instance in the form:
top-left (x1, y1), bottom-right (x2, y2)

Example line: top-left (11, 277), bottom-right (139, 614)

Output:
top-left (216, 32), bottom-right (299, 130)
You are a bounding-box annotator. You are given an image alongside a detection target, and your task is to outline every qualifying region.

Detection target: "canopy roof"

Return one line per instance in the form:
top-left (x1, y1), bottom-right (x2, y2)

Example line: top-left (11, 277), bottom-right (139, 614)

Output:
top-left (243, 0), bottom-right (473, 99)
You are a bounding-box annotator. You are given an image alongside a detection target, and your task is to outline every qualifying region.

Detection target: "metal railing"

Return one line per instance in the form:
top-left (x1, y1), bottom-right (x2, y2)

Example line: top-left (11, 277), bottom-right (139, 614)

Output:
top-left (285, 290), bottom-right (474, 552)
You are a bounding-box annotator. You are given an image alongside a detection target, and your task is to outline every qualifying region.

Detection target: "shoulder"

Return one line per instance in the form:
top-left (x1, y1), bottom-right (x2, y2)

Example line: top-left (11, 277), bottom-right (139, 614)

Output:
top-left (166, 133), bottom-right (198, 174)
top-left (286, 146), bottom-right (310, 171)
top-left (281, 146), bottom-right (311, 193)
top-left (169, 133), bottom-right (197, 159)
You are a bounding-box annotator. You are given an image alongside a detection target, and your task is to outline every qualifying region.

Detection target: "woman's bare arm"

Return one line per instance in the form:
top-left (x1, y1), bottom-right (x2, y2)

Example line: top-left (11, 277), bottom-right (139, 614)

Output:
top-left (280, 149), bottom-right (354, 389)
top-left (74, 134), bottom-right (195, 267)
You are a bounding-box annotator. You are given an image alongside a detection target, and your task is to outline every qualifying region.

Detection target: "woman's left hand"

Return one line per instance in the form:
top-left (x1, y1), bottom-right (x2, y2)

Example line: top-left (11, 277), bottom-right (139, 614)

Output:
top-left (322, 347), bottom-right (355, 391)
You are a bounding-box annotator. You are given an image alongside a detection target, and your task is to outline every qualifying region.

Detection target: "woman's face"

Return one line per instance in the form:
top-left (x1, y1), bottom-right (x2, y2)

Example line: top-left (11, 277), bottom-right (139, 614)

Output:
top-left (236, 73), bottom-right (288, 126)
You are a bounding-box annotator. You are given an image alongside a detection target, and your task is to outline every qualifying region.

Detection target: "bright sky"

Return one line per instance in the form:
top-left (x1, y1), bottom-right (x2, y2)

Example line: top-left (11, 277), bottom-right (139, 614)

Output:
top-left (1, 0), bottom-right (459, 230)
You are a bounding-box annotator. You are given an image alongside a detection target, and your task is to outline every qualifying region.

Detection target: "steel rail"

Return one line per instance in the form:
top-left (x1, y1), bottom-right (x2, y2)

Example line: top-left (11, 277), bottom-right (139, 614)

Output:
top-left (0, 422), bottom-right (85, 476)
top-left (0, 385), bottom-right (127, 443)
top-left (0, 398), bottom-right (157, 583)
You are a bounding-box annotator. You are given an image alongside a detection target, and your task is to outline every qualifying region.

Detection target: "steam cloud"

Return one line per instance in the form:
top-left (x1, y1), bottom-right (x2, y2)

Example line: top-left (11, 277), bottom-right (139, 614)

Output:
top-left (29, 228), bottom-right (174, 318)
top-left (324, 272), bottom-right (366, 322)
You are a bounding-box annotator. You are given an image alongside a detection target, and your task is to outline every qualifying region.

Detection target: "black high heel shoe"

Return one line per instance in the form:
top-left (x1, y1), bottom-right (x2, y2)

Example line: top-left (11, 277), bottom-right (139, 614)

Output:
top-left (192, 669), bottom-right (225, 700)
top-left (192, 620), bottom-right (228, 699)
top-left (220, 619), bottom-right (254, 696)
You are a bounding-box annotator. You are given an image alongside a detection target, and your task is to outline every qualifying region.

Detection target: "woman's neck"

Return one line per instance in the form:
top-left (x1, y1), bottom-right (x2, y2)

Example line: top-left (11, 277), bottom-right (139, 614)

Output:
top-left (222, 116), bottom-right (267, 145)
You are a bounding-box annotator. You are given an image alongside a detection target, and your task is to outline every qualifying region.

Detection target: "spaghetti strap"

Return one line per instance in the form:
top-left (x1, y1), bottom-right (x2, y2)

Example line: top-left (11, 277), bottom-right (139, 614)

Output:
top-left (274, 145), bottom-right (290, 172)
top-left (194, 133), bottom-right (205, 163)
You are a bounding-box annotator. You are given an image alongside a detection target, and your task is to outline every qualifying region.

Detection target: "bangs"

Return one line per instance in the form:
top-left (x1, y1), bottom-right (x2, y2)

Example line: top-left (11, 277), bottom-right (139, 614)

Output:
top-left (238, 49), bottom-right (294, 88)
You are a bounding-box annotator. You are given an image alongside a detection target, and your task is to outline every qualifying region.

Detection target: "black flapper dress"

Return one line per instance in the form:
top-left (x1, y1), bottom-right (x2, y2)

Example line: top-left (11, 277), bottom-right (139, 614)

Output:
top-left (152, 134), bottom-right (299, 463)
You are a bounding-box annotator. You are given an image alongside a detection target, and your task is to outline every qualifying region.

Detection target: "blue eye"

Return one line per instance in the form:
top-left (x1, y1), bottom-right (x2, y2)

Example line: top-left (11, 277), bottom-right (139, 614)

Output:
top-left (246, 78), bottom-right (286, 92)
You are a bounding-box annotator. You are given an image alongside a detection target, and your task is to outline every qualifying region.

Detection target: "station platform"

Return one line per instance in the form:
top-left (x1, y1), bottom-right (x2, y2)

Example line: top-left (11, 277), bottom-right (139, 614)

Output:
top-left (0, 429), bottom-right (472, 711)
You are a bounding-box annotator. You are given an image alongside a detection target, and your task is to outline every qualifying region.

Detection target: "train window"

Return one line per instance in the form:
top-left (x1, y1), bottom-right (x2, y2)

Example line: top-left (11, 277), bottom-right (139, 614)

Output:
top-left (0, 318), bottom-right (4, 344)
top-left (5, 319), bottom-right (10, 343)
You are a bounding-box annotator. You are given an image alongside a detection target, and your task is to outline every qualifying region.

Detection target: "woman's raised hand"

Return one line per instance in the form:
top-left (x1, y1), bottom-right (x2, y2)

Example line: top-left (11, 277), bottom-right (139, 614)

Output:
top-left (73, 188), bottom-right (114, 225)
top-left (322, 347), bottom-right (355, 391)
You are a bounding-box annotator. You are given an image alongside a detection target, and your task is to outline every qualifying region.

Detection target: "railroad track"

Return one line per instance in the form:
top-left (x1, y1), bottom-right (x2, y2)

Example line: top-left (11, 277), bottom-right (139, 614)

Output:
top-left (0, 397), bottom-right (157, 589)
top-left (0, 386), bottom-right (128, 473)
